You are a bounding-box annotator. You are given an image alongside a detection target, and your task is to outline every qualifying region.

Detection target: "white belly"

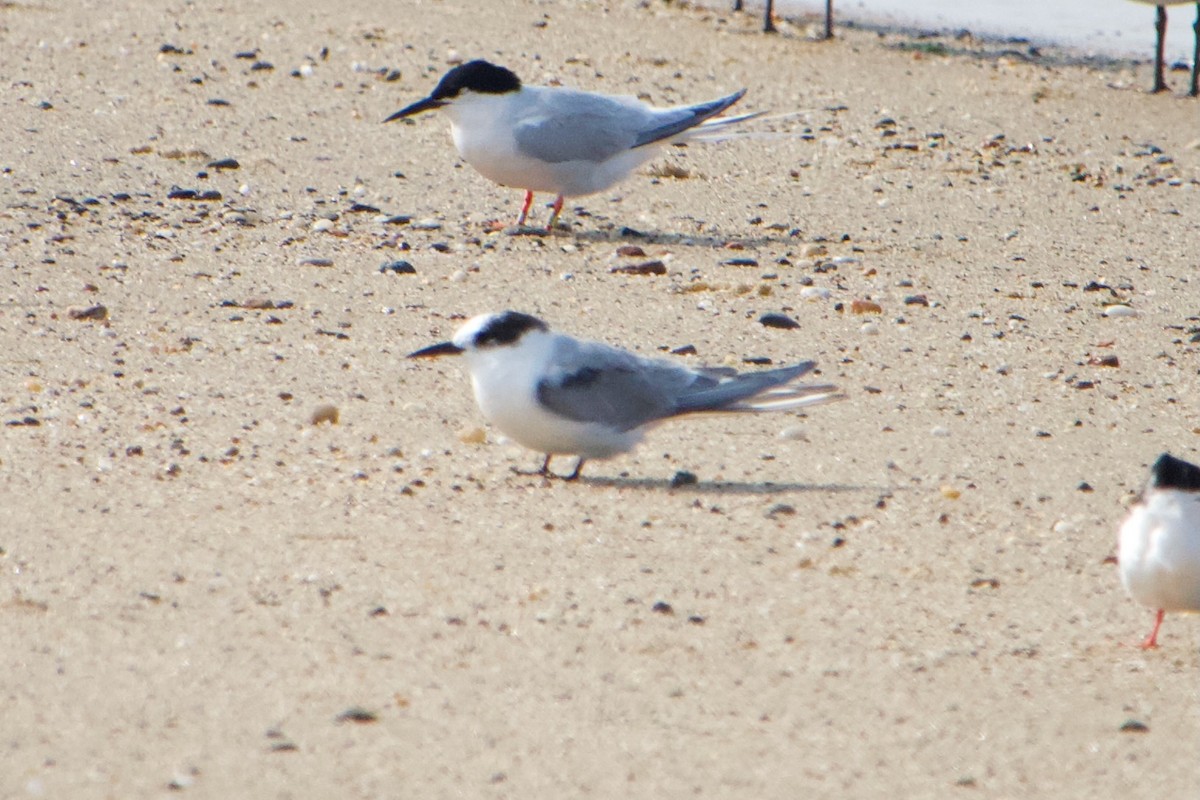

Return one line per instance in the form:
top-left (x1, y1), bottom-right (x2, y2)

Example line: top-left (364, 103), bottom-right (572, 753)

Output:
top-left (1119, 493), bottom-right (1200, 612)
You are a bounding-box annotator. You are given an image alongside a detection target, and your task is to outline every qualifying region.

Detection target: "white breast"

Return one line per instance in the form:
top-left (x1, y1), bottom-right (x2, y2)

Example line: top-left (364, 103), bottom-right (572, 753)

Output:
top-left (463, 333), bottom-right (643, 459)
top-left (1119, 490), bottom-right (1200, 612)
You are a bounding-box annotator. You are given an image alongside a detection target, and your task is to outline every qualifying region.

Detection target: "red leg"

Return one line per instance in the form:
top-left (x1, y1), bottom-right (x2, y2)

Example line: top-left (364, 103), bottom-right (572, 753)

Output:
top-left (546, 194), bottom-right (565, 230)
top-left (1139, 608), bottom-right (1166, 649)
top-left (516, 190), bottom-right (534, 226)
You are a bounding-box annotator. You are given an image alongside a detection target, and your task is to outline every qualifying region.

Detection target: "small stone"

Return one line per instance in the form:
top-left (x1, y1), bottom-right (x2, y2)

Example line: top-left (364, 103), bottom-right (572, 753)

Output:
top-left (298, 257), bottom-right (333, 267)
top-left (379, 260), bottom-right (416, 274)
top-left (778, 425), bottom-right (808, 442)
top-left (336, 707), bottom-right (378, 724)
top-left (671, 344), bottom-right (697, 356)
top-left (616, 245), bottom-right (646, 257)
top-left (310, 404), bottom-right (339, 425)
top-left (940, 485), bottom-right (961, 500)
top-left (1119, 719), bottom-right (1149, 733)
top-left (457, 426), bottom-right (486, 444)
top-left (1103, 304), bottom-right (1136, 318)
top-left (311, 218), bottom-right (334, 232)
top-left (800, 286), bottom-right (831, 301)
top-left (67, 304), bottom-right (108, 321)
top-left (669, 470), bottom-right (698, 488)
top-left (759, 312), bottom-right (800, 330)
top-left (651, 601), bottom-right (674, 615)
top-left (767, 503), bottom-right (797, 518)
top-left (851, 299), bottom-right (882, 314)
top-left (903, 294), bottom-right (929, 306)
top-left (610, 260), bottom-right (666, 276)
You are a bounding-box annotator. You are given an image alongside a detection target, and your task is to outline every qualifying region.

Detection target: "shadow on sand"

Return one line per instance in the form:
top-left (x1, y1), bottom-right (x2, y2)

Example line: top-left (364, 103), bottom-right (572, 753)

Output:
top-left (576, 474), bottom-right (890, 496)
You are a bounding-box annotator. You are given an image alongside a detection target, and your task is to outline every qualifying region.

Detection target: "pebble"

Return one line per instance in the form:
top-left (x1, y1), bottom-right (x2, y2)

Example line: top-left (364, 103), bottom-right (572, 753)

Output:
top-left (310, 404), bottom-right (339, 425)
top-left (457, 426), bottom-right (486, 444)
top-left (778, 425), bottom-right (809, 442)
top-left (411, 219), bottom-right (442, 231)
top-left (860, 322), bottom-right (880, 335)
top-left (1103, 304), bottom-right (1136, 317)
top-left (67, 304), bottom-right (108, 321)
top-left (759, 312), bottom-right (800, 330)
top-left (379, 260), bottom-right (416, 274)
top-left (311, 218), bottom-right (334, 232)
top-left (851, 299), bottom-right (883, 314)
top-left (610, 260), bottom-right (666, 276)
top-left (298, 257), bottom-right (333, 267)
top-left (800, 286), bottom-right (831, 301)
top-left (931, 426), bottom-right (950, 437)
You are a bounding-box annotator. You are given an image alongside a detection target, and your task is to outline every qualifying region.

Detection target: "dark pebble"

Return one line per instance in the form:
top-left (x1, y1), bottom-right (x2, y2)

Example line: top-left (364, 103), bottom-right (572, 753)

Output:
top-left (1119, 719), bottom-right (1149, 733)
top-left (379, 260), bottom-right (416, 275)
top-left (669, 470), bottom-right (698, 488)
top-left (336, 707), bottom-right (378, 724)
top-left (651, 601), bottom-right (674, 615)
top-left (670, 344), bottom-right (697, 356)
top-left (721, 257), bottom-right (759, 267)
top-left (759, 312), bottom-right (800, 330)
top-left (207, 158), bottom-right (240, 170)
top-left (250, 61), bottom-right (274, 71)
top-left (609, 260), bottom-right (666, 276)
top-left (349, 202), bottom-right (381, 213)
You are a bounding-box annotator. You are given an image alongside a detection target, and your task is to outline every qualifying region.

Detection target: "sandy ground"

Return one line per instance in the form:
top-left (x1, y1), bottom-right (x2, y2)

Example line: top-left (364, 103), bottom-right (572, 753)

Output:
top-left (2, 0), bottom-right (1199, 797)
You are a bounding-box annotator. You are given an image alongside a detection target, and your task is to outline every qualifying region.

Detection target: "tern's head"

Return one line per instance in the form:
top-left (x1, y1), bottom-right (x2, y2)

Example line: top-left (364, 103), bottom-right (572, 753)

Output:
top-left (407, 311), bottom-right (549, 359)
top-left (384, 60), bottom-right (522, 122)
top-left (1148, 452), bottom-right (1200, 492)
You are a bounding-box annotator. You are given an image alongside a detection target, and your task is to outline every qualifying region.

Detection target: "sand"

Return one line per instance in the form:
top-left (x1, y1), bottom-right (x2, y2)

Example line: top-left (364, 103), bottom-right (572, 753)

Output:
top-left (2, 0), bottom-right (1199, 797)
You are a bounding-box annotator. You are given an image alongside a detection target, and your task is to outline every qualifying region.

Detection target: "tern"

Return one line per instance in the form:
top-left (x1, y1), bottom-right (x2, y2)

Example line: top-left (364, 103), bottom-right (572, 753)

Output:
top-left (1118, 452), bottom-right (1200, 648)
top-left (408, 311), bottom-right (841, 480)
top-left (385, 60), bottom-right (761, 229)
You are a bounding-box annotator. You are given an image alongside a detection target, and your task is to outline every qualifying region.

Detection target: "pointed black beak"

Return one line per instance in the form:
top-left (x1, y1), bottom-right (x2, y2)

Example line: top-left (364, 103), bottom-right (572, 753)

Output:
top-left (407, 341), bottom-right (464, 359)
top-left (384, 96), bottom-right (446, 123)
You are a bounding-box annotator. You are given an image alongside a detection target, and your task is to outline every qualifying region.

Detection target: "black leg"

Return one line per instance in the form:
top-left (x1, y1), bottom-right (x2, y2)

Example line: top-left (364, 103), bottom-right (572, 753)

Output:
top-left (564, 458), bottom-right (586, 481)
top-left (1154, 6), bottom-right (1168, 93)
top-left (825, 0), bottom-right (834, 39)
top-left (732, 0), bottom-right (743, 11)
top-left (510, 453), bottom-right (553, 478)
top-left (1191, 3), bottom-right (1199, 96)
top-left (763, 0), bottom-right (776, 33)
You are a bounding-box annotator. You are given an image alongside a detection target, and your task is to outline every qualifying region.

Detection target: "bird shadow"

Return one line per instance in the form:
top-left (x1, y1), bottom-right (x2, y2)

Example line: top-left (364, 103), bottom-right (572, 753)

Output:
top-left (576, 474), bottom-right (888, 496)
top-left (564, 226), bottom-right (795, 249)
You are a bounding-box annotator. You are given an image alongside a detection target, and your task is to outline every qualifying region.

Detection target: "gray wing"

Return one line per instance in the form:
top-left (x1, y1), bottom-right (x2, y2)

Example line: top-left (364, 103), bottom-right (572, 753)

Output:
top-left (631, 89), bottom-right (746, 148)
top-left (536, 338), bottom-right (715, 430)
top-left (513, 89), bottom-right (654, 164)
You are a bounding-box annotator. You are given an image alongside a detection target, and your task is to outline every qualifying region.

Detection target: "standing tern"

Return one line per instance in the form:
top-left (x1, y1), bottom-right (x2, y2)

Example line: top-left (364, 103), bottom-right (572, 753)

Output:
top-left (1118, 452), bottom-right (1200, 648)
top-left (385, 60), bottom-right (761, 230)
top-left (408, 311), bottom-right (841, 480)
